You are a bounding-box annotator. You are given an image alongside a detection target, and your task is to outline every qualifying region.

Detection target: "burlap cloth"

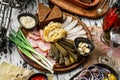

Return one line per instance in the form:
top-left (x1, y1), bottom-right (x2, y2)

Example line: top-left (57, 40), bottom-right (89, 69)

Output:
top-left (83, 26), bottom-right (120, 74)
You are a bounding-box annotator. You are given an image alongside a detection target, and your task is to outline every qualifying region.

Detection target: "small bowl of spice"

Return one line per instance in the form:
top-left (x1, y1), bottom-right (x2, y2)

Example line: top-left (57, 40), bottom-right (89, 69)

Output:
top-left (18, 13), bottom-right (38, 29)
top-left (74, 37), bottom-right (95, 56)
top-left (28, 73), bottom-right (48, 80)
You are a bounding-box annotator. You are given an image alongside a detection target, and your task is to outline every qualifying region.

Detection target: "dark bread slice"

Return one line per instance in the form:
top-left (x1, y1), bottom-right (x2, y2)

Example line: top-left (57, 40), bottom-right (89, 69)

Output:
top-left (44, 5), bottom-right (63, 25)
top-left (38, 3), bottom-right (51, 23)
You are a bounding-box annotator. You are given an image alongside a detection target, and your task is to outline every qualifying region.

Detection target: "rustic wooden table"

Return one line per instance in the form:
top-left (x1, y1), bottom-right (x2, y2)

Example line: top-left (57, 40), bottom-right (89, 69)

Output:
top-left (0, 0), bottom-right (103, 80)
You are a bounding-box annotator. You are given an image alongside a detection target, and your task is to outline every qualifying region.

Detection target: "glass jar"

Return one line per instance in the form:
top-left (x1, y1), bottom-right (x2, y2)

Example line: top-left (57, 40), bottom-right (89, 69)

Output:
top-left (101, 2), bottom-right (120, 45)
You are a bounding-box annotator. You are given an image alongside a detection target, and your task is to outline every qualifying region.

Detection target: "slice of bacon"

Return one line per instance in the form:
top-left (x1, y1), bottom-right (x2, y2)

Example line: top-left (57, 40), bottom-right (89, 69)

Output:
top-left (37, 40), bottom-right (50, 52)
top-left (27, 37), bottom-right (38, 48)
top-left (34, 47), bottom-right (48, 57)
top-left (39, 29), bottom-right (45, 41)
top-left (28, 31), bottom-right (41, 40)
top-left (31, 30), bottom-right (40, 37)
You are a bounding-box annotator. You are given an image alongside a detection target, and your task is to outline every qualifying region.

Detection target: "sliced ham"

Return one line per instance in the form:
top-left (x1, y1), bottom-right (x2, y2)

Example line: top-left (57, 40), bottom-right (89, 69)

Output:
top-left (34, 47), bottom-right (48, 57)
top-left (39, 29), bottom-right (45, 41)
top-left (28, 32), bottom-right (40, 40)
top-left (27, 29), bottom-right (51, 57)
top-left (37, 40), bottom-right (50, 52)
top-left (31, 30), bottom-right (40, 36)
top-left (27, 37), bottom-right (38, 48)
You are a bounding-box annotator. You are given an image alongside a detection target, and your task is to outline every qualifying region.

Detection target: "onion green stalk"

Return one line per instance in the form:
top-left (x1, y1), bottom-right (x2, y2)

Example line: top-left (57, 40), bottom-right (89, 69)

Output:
top-left (8, 29), bottom-right (53, 73)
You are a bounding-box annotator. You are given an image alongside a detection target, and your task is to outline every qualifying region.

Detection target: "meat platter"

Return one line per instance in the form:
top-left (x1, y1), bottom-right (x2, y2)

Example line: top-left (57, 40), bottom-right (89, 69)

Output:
top-left (17, 4), bottom-right (92, 73)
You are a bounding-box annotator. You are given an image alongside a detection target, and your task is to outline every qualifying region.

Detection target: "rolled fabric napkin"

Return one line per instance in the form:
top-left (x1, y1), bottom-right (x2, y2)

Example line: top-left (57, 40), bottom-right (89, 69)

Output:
top-left (0, 62), bottom-right (34, 80)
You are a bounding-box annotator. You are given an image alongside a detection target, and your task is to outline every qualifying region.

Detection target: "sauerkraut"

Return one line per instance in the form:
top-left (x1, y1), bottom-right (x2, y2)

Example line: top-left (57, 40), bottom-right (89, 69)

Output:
top-left (43, 22), bottom-right (67, 42)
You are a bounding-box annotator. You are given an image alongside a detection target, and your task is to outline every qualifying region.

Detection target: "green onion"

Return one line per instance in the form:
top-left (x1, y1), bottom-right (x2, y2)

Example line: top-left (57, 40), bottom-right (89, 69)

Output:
top-left (8, 29), bottom-right (53, 73)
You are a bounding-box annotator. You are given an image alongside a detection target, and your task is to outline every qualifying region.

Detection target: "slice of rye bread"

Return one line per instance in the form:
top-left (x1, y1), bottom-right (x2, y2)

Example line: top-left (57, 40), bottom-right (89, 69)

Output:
top-left (38, 3), bottom-right (51, 23)
top-left (44, 5), bottom-right (63, 25)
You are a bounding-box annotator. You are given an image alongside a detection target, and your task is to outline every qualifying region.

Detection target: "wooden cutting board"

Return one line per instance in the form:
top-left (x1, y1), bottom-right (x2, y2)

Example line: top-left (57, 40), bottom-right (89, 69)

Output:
top-left (50, 0), bottom-right (109, 19)
top-left (18, 12), bottom-right (92, 73)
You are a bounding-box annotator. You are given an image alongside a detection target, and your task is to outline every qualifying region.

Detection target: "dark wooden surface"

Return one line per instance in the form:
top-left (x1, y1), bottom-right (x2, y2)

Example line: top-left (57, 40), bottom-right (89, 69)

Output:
top-left (50, 0), bottom-right (108, 19)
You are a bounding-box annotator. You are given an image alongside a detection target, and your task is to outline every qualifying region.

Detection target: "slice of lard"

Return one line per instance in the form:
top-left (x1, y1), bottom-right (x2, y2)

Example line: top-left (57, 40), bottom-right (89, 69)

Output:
top-left (68, 25), bottom-right (83, 34)
top-left (62, 16), bottom-right (72, 28)
top-left (64, 20), bottom-right (78, 31)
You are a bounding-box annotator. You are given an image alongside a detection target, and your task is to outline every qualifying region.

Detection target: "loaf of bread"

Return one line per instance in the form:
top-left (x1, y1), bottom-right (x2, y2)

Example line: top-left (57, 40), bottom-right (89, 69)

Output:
top-left (38, 3), bottom-right (51, 23)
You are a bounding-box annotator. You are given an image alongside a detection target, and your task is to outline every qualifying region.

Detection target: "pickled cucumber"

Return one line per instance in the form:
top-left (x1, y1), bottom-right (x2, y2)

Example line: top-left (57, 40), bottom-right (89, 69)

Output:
top-left (64, 56), bottom-right (71, 66)
top-left (59, 52), bottom-right (65, 65)
top-left (58, 41), bottom-right (76, 52)
top-left (54, 46), bottom-right (60, 61)
top-left (68, 51), bottom-right (78, 62)
top-left (49, 43), bottom-right (55, 58)
top-left (69, 55), bottom-right (75, 64)
top-left (62, 39), bottom-right (74, 45)
top-left (59, 40), bottom-right (74, 48)
top-left (55, 42), bottom-right (68, 56)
